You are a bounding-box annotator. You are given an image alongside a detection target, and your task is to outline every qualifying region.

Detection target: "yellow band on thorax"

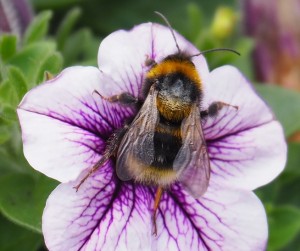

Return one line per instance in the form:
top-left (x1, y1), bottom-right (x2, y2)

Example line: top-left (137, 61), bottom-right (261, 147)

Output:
top-left (146, 60), bottom-right (201, 87)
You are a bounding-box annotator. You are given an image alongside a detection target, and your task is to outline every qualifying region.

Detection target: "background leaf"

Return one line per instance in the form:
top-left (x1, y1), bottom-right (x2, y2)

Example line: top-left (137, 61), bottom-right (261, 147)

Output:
top-left (0, 214), bottom-right (42, 251)
top-left (0, 35), bottom-right (17, 62)
top-left (56, 7), bottom-right (82, 50)
top-left (8, 41), bottom-right (58, 86)
top-left (7, 66), bottom-right (28, 101)
top-left (23, 11), bottom-right (53, 45)
top-left (0, 174), bottom-right (58, 232)
top-left (267, 205), bottom-right (300, 251)
top-left (255, 84), bottom-right (300, 137)
top-left (36, 52), bottom-right (63, 82)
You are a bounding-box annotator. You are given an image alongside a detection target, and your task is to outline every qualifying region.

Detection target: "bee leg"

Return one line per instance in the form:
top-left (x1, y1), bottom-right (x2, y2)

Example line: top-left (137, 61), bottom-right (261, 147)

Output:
top-left (145, 55), bottom-right (156, 67)
top-left (73, 126), bottom-right (128, 191)
top-left (152, 187), bottom-right (163, 236)
top-left (201, 101), bottom-right (238, 118)
top-left (93, 90), bottom-right (141, 106)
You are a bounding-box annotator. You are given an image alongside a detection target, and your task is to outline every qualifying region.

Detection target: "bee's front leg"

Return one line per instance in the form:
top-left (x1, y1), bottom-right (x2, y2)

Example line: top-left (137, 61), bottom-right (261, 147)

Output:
top-left (73, 125), bottom-right (129, 191)
top-left (93, 90), bottom-right (141, 107)
top-left (200, 101), bottom-right (238, 118)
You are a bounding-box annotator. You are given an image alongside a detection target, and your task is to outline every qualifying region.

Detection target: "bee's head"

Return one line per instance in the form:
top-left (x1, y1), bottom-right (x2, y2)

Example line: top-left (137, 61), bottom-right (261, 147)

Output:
top-left (156, 73), bottom-right (199, 105)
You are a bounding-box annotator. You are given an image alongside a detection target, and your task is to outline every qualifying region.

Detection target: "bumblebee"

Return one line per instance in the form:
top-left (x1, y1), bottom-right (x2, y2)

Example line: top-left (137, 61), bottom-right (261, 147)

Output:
top-left (75, 12), bottom-right (238, 235)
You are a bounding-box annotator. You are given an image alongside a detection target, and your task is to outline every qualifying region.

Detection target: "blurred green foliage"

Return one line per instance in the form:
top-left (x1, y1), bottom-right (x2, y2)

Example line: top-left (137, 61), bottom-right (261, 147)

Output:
top-left (0, 0), bottom-right (299, 250)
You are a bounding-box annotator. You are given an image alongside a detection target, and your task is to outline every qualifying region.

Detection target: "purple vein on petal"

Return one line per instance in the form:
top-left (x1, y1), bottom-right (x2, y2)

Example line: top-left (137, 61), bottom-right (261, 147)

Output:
top-left (18, 106), bottom-right (111, 141)
top-left (77, 180), bottom-right (121, 250)
top-left (166, 188), bottom-right (215, 250)
top-left (76, 97), bottom-right (116, 130)
top-left (69, 173), bottom-right (150, 251)
top-left (206, 118), bottom-right (275, 144)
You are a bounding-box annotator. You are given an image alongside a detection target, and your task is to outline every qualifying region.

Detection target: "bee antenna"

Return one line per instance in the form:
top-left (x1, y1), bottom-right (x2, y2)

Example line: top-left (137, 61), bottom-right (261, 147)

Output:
top-left (191, 48), bottom-right (240, 58)
top-left (154, 11), bottom-right (181, 54)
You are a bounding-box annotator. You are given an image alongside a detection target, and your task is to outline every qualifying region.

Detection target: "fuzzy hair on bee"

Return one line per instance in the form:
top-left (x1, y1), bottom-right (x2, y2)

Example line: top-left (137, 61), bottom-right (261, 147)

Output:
top-left (74, 11), bottom-right (239, 235)
top-left (114, 51), bottom-right (210, 197)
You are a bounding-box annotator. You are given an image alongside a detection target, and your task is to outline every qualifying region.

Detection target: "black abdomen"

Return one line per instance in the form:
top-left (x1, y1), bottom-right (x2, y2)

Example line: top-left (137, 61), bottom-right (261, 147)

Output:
top-left (150, 123), bottom-right (182, 170)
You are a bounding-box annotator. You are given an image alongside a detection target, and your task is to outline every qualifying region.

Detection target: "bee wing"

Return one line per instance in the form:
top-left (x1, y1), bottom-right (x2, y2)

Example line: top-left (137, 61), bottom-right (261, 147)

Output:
top-left (116, 86), bottom-right (159, 181)
top-left (173, 103), bottom-right (210, 198)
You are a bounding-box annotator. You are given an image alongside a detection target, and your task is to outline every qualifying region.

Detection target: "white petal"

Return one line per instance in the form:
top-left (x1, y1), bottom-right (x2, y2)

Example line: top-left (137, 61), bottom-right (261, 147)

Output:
top-left (43, 173), bottom-right (268, 251)
top-left (17, 66), bottom-right (133, 182)
top-left (97, 23), bottom-right (209, 99)
top-left (43, 166), bottom-right (152, 251)
top-left (202, 66), bottom-right (286, 189)
top-left (153, 184), bottom-right (268, 251)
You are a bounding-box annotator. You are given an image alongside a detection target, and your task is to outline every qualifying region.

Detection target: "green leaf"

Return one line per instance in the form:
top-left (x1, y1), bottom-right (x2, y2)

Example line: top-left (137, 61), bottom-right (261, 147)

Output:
top-left (63, 28), bottom-right (95, 66)
top-left (77, 0), bottom-right (235, 35)
top-left (0, 34), bottom-right (17, 61)
top-left (281, 234), bottom-right (300, 251)
top-left (0, 126), bottom-right (34, 174)
top-left (255, 84), bottom-right (300, 137)
top-left (276, 178), bottom-right (300, 207)
top-left (0, 127), bottom-right (10, 144)
top-left (267, 205), bottom-right (300, 250)
top-left (185, 3), bottom-right (203, 41)
top-left (0, 173), bottom-right (58, 233)
top-left (231, 38), bottom-right (255, 79)
top-left (0, 59), bottom-right (7, 82)
top-left (0, 105), bottom-right (17, 122)
top-left (36, 52), bottom-right (63, 83)
top-left (257, 143), bottom-right (300, 205)
top-left (8, 41), bottom-right (57, 86)
top-left (255, 180), bottom-right (280, 204)
top-left (284, 143), bottom-right (300, 176)
top-left (7, 66), bottom-right (28, 101)
top-left (23, 11), bottom-right (53, 46)
top-left (275, 145), bottom-right (300, 206)
top-left (0, 79), bottom-right (18, 106)
top-left (31, 0), bottom-right (80, 9)
top-left (56, 7), bottom-right (82, 50)
top-left (0, 149), bottom-right (25, 173)
top-left (0, 213), bottom-right (42, 251)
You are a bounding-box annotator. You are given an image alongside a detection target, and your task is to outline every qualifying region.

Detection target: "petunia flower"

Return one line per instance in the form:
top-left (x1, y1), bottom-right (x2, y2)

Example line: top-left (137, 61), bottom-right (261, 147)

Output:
top-left (17, 23), bottom-right (286, 251)
top-left (0, 0), bottom-right (33, 37)
top-left (244, 0), bottom-right (300, 90)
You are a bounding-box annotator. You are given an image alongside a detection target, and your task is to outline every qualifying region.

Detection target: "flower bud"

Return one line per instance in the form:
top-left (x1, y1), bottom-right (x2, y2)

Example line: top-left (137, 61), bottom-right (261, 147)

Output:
top-left (211, 6), bottom-right (237, 40)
